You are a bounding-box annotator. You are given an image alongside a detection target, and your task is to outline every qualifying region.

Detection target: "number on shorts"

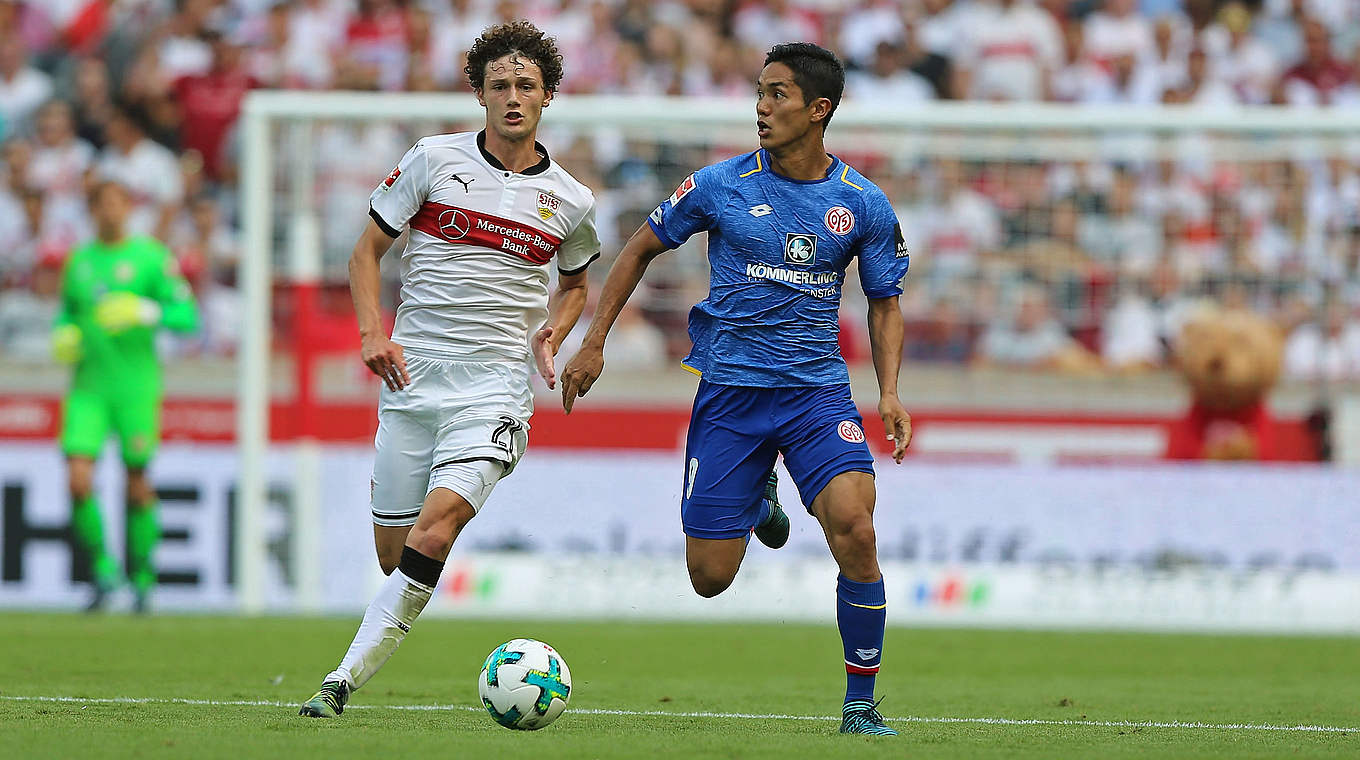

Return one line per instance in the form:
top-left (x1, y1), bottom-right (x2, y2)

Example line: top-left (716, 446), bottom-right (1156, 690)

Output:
top-left (491, 415), bottom-right (522, 454)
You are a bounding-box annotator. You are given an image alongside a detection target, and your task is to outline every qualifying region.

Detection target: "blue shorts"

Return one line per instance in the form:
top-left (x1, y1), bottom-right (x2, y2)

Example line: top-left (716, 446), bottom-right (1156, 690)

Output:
top-left (681, 380), bottom-right (875, 540)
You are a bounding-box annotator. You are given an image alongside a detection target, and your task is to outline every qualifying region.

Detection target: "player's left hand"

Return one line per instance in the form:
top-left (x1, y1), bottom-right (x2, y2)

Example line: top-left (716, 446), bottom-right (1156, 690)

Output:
top-left (878, 396), bottom-right (912, 464)
top-left (94, 292), bottom-right (161, 333)
top-left (559, 343), bottom-right (604, 414)
top-left (532, 325), bottom-right (557, 389)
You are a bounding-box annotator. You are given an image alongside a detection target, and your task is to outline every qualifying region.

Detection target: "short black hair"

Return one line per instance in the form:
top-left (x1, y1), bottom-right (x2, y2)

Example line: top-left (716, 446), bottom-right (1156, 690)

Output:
top-left (464, 20), bottom-right (564, 93)
top-left (763, 43), bottom-right (845, 128)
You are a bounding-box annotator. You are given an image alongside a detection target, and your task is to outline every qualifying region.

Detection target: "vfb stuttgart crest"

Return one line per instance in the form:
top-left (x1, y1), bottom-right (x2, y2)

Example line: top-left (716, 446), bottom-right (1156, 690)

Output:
top-left (537, 191), bottom-right (561, 220)
top-left (824, 206), bottom-right (854, 235)
top-left (784, 233), bottom-right (816, 265)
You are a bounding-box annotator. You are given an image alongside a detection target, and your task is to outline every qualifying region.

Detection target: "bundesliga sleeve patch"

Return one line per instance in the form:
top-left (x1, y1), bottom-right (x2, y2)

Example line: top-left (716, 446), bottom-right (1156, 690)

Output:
top-left (668, 173), bottom-right (697, 206)
top-left (381, 166), bottom-right (401, 191)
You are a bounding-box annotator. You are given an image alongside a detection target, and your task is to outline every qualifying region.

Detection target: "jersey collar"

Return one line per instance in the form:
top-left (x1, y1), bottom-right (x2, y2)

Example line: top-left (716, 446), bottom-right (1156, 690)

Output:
top-left (477, 130), bottom-right (551, 176)
top-left (759, 149), bottom-right (841, 184)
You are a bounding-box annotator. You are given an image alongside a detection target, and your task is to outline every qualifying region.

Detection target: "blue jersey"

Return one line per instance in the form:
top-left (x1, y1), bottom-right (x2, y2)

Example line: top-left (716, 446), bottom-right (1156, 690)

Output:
top-left (647, 150), bottom-right (909, 387)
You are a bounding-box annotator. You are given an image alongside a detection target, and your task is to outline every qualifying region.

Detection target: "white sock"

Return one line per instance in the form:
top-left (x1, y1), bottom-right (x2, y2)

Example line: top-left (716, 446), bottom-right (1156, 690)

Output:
top-left (325, 569), bottom-right (433, 691)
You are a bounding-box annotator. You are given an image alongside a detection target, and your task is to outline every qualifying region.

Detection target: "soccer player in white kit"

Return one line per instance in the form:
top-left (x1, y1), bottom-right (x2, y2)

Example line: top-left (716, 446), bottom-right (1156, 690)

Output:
top-left (300, 21), bottom-right (600, 718)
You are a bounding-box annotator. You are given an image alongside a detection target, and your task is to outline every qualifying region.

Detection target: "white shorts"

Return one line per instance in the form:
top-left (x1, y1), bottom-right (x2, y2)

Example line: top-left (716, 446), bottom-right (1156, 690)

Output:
top-left (370, 354), bottom-right (531, 527)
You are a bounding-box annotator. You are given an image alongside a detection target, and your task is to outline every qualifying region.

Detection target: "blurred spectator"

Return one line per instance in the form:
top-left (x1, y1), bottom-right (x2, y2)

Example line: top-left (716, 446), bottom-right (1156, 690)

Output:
top-left (906, 298), bottom-right (972, 363)
top-left (70, 56), bottom-right (114, 148)
top-left (1162, 46), bottom-right (1237, 105)
top-left (1083, 165), bottom-right (1161, 275)
top-left (1253, 0), bottom-right (1307, 68)
top-left (0, 1), bottom-right (55, 56)
top-left (1084, 0), bottom-right (1153, 64)
top-left (602, 301), bottom-right (667, 371)
top-left (343, 0), bottom-right (409, 92)
top-left (95, 103), bottom-right (182, 241)
top-left (1101, 279), bottom-right (1165, 371)
top-left (171, 29), bottom-right (258, 182)
top-left (171, 193), bottom-right (238, 286)
top-left (1051, 22), bottom-right (1104, 103)
top-left (283, 0), bottom-right (351, 89)
top-left (923, 158), bottom-right (1001, 286)
top-left (1278, 18), bottom-right (1354, 106)
top-left (846, 41), bottom-right (935, 104)
top-left (1283, 300), bottom-right (1360, 380)
top-left (734, 0), bottom-right (822, 52)
top-left (1205, 2), bottom-right (1279, 105)
top-left (974, 285), bottom-right (1100, 371)
top-left (156, 0), bottom-right (215, 80)
top-left (0, 32), bottom-right (52, 137)
top-left (838, 0), bottom-right (904, 68)
top-left (0, 253), bottom-right (60, 359)
top-left (28, 99), bottom-right (92, 202)
top-left (954, 0), bottom-right (1063, 101)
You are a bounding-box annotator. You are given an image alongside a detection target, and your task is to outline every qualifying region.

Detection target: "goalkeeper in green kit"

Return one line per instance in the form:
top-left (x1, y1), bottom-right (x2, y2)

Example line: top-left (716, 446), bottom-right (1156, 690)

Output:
top-left (53, 180), bottom-right (199, 612)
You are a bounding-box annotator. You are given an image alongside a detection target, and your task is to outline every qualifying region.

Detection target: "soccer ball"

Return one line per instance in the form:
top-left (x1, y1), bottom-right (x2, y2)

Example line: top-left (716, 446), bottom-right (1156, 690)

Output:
top-left (478, 638), bottom-right (572, 730)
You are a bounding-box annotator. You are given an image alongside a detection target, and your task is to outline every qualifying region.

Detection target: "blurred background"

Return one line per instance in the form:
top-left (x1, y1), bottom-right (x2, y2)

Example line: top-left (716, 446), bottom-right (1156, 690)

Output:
top-left (0, 0), bottom-right (1358, 630)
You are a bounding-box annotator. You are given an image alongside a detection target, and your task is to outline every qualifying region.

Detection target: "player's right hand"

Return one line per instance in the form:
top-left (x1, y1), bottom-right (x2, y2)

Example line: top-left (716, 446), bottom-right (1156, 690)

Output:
top-left (559, 344), bottom-right (604, 414)
top-left (361, 333), bottom-right (410, 391)
top-left (52, 324), bottom-right (82, 364)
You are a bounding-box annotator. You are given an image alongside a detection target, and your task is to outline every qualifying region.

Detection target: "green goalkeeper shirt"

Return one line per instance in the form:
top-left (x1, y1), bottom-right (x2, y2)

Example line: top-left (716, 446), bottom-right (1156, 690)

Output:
top-left (57, 235), bottom-right (200, 394)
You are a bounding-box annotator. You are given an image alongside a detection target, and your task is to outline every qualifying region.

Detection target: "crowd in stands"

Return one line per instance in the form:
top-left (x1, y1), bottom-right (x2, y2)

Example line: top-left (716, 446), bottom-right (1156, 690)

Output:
top-left (0, 0), bottom-right (1357, 383)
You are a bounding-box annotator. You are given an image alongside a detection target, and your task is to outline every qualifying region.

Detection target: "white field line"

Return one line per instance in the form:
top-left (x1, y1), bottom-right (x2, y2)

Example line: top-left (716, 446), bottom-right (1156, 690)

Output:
top-left (0, 695), bottom-right (1354, 734)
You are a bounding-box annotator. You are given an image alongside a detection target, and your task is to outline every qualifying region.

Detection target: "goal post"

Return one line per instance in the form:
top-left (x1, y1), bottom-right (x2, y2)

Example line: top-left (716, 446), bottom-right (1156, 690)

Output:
top-left (236, 91), bottom-right (1360, 612)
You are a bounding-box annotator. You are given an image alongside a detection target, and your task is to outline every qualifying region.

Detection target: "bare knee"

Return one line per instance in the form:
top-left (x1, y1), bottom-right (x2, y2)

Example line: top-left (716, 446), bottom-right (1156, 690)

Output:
top-left (831, 516), bottom-right (879, 581)
top-left (67, 459), bottom-right (95, 502)
top-left (406, 492), bottom-right (476, 562)
top-left (125, 469), bottom-right (154, 506)
top-left (689, 566), bottom-right (736, 598)
top-left (377, 545), bottom-right (401, 576)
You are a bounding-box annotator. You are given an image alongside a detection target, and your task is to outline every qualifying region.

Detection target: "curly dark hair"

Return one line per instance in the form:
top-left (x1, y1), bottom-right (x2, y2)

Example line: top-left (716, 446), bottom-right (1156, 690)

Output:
top-left (464, 20), bottom-right (564, 93)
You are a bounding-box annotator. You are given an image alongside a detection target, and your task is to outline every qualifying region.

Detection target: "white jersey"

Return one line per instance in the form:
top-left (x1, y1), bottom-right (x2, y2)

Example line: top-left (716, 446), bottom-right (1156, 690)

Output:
top-left (368, 130), bottom-right (600, 362)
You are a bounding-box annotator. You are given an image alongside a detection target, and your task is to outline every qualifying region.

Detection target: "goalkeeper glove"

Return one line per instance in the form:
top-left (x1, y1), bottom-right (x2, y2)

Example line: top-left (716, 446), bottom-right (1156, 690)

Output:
top-left (94, 292), bottom-right (162, 333)
top-left (52, 324), bottom-right (82, 364)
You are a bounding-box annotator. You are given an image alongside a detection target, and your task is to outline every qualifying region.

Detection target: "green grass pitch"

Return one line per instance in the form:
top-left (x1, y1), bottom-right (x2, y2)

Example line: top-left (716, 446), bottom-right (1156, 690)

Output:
top-left (1, 612), bottom-right (1357, 758)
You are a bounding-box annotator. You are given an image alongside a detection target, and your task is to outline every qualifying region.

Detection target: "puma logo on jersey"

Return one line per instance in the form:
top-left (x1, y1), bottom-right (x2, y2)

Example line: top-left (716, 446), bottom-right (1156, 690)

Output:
top-left (748, 204), bottom-right (773, 217)
top-left (451, 173), bottom-right (474, 192)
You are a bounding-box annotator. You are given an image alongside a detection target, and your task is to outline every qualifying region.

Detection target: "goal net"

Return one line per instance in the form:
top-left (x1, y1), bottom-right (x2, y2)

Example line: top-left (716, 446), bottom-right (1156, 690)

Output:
top-left (237, 93), bottom-right (1360, 614)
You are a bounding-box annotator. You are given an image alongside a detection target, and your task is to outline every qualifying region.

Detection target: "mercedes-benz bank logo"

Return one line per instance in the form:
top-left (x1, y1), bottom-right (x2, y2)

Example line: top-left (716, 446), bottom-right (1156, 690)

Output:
top-left (438, 208), bottom-right (471, 240)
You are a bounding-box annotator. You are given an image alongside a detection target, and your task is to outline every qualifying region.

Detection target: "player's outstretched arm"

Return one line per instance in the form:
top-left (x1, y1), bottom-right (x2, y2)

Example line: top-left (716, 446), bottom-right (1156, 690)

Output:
top-left (532, 269), bottom-right (589, 390)
top-left (349, 218), bottom-right (409, 392)
top-left (559, 222), bottom-right (669, 413)
top-left (868, 295), bottom-right (912, 463)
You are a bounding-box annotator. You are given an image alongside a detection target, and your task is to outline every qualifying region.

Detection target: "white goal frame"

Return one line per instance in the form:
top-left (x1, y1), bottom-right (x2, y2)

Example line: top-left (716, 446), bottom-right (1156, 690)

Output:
top-left (238, 92), bottom-right (1360, 612)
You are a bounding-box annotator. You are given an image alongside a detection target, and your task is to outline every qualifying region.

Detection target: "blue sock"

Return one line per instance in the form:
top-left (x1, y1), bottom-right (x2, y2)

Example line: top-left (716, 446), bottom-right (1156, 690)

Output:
top-left (836, 574), bottom-right (886, 705)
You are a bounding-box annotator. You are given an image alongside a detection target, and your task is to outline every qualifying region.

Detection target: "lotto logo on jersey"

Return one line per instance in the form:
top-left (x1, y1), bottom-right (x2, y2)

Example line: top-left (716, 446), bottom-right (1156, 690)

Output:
top-left (381, 166), bottom-right (401, 191)
top-left (537, 191), bottom-right (561, 220)
top-left (824, 206), bottom-right (855, 235)
top-left (837, 420), bottom-right (865, 444)
top-left (784, 233), bottom-right (817, 266)
top-left (668, 174), bottom-right (697, 206)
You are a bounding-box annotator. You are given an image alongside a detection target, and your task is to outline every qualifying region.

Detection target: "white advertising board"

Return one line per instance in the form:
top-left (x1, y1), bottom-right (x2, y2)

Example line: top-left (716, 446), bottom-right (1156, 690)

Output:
top-left (1, 443), bottom-right (1357, 632)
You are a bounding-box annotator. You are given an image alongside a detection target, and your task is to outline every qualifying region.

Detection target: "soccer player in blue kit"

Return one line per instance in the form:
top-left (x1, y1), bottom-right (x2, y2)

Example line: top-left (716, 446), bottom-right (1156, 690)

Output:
top-left (560, 43), bottom-right (911, 735)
